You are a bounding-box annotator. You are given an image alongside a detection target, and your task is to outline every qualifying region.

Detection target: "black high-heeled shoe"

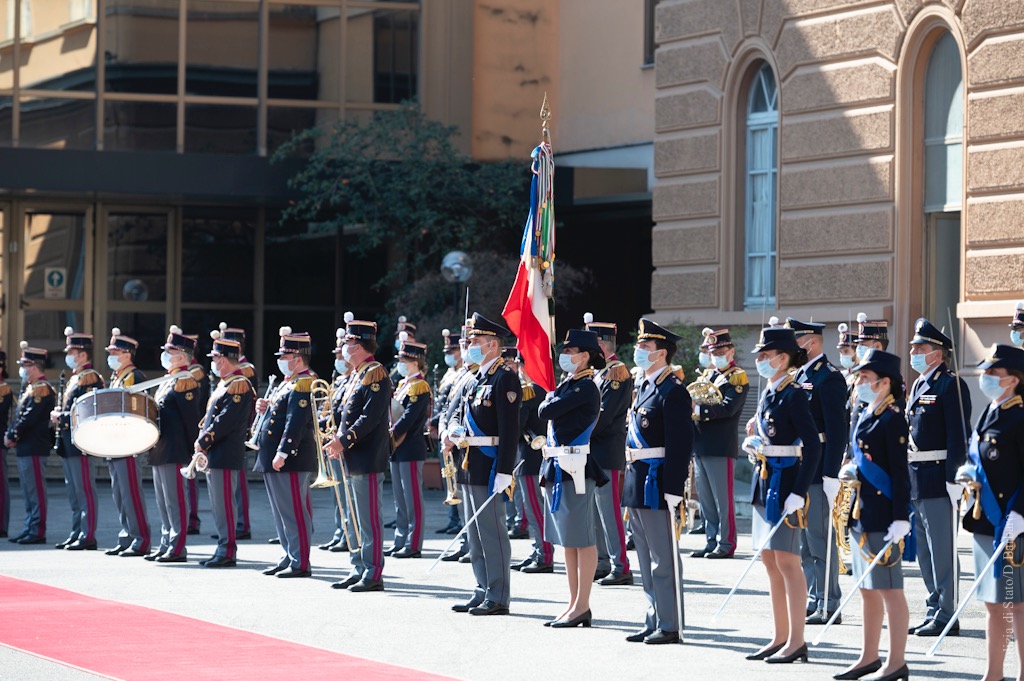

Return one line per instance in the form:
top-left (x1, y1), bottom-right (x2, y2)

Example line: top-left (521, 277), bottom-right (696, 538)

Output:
top-left (745, 643), bottom-right (783, 661)
top-left (765, 643), bottom-right (808, 664)
top-left (863, 663), bottom-right (908, 681)
top-left (549, 609), bottom-right (592, 628)
top-left (833, 659), bottom-right (882, 680)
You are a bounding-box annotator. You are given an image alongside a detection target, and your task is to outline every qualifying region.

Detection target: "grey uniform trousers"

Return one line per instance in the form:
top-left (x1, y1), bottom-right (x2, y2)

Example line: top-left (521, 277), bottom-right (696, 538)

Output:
top-left (107, 456), bottom-right (150, 551)
top-left (347, 472), bottom-right (385, 582)
top-left (801, 483), bottom-right (841, 612)
top-left (152, 463), bottom-right (187, 557)
top-left (61, 455), bottom-right (97, 542)
top-left (630, 507), bottom-right (684, 633)
top-left (206, 468), bottom-right (238, 560)
top-left (390, 460), bottom-right (425, 551)
top-left (264, 471), bottom-right (313, 571)
top-left (913, 496), bottom-right (958, 624)
top-left (595, 468), bottom-right (631, 574)
top-left (463, 483), bottom-right (512, 607)
top-left (16, 456), bottom-right (47, 538)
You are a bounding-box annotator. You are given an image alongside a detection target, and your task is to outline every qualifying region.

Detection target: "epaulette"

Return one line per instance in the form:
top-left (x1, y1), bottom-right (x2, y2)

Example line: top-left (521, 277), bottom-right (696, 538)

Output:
top-left (174, 374), bottom-right (200, 392)
top-left (726, 366), bottom-right (749, 386)
top-left (657, 365), bottom-right (685, 386)
top-left (605, 361), bottom-right (630, 383)
top-left (240, 364), bottom-right (256, 379)
top-left (78, 369), bottom-right (101, 387)
top-left (812, 360), bottom-right (823, 372)
top-left (777, 375), bottom-right (796, 391)
top-left (0, 382), bottom-right (10, 397)
top-left (873, 394), bottom-right (896, 417)
top-left (488, 358), bottom-right (506, 375)
top-left (293, 377), bottom-right (313, 393)
top-left (1002, 395), bottom-right (1024, 410)
top-left (361, 362), bottom-right (388, 386)
top-left (190, 365), bottom-right (206, 381)
top-left (226, 376), bottom-right (252, 395)
top-left (521, 383), bottom-right (536, 401)
top-left (407, 379), bottom-right (431, 397)
top-left (32, 382), bottom-right (53, 398)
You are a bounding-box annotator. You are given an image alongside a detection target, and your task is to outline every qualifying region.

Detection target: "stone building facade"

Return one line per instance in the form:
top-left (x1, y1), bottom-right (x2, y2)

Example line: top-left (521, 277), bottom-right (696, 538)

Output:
top-left (651, 0), bottom-right (1024, 371)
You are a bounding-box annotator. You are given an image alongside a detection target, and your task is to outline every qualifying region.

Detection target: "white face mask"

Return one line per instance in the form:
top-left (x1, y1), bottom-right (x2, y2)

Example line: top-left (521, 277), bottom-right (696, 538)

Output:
top-left (277, 358), bottom-right (293, 377)
top-left (839, 353), bottom-right (855, 370)
top-left (211, 361), bottom-right (222, 378)
top-left (160, 351), bottom-right (173, 370)
top-left (17, 366), bottom-right (28, 381)
top-left (444, 353), bottom-right (458, 368)
top-left (65, 353), bottom-right (78, 370)
top-left (342, 345), bottom-right (355, 361)
top-left (334, 358), bottom-right (348, 375)
top-left (107, 355), bottom-right (122, 371)
top-left (711, 354), bottom-right (731, 371)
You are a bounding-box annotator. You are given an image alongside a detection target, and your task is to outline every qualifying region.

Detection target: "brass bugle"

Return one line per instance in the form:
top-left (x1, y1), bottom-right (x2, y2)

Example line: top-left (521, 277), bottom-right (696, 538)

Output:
top-left (180, 452), bottom-right (209, 480)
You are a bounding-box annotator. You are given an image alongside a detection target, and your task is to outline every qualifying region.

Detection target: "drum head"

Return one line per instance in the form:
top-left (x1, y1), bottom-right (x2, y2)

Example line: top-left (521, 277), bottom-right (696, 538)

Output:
top-left (71, 388), bottom-right (160, 458)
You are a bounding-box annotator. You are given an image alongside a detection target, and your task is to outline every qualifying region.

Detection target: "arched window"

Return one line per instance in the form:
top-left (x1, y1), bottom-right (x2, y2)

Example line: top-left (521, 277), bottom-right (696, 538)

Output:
top-left (924, 32), bottom-right (963, 212)
top-left (743, 63), bottom-right (778, 309)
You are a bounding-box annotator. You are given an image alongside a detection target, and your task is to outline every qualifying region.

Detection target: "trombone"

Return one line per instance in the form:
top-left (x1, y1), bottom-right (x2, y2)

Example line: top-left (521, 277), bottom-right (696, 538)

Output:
top-left (245, 376), bottom-right (277, 450)
top-left (308, 378), bottom-right (360, 550)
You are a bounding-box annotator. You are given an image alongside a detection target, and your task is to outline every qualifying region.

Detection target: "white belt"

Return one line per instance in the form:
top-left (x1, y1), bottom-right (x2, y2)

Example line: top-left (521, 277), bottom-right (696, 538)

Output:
top-left (463, 436), bottom-right (499, 447)
top-left (762, 445), bottom-right (802, 458)
top-left (907, 449), bottom-right (946, 463)
top-left (626, 447), bottom-right (665, 463)
top-left (542, 445), bottom-right (590, 458)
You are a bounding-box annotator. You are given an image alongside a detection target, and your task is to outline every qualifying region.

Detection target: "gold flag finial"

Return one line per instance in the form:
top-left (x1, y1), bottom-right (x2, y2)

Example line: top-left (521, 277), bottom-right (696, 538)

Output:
top-left (540, 92), bottom-right (551, 144)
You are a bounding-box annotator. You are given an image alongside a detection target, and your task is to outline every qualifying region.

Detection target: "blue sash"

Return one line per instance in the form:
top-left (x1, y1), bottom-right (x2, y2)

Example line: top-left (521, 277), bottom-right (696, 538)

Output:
top-left (465, 406), bottom-right (499, 493)
top-left (969, 432), bottom-right (1022, 576)
top-left (628, 411), bottom-right (663, 510)
top-left (851, 413), bottom-right (917, 562)
top-left (754, 404), bottom-right (800, 525)
top-left (546, 416), bottom-right (598, 513)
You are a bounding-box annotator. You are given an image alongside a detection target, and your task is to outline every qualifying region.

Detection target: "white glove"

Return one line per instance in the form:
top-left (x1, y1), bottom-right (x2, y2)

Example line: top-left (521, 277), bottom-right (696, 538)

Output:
top-left (491, 472), bottom-right (514, 496)
top-left (946, 482), bottom-right (963, 509)
top-left (1003, 511), bottom-right (1024, 543)
top-left (822, 477), bottom-right (841, 512)
top-left (783, 493), bottom-right (804, 517)
top-left (884, 519), bottom-right (912, 543)
top-left (742, 435), bottom-right (763, 456)
top-left (664, 493), bottom-right (684, 510)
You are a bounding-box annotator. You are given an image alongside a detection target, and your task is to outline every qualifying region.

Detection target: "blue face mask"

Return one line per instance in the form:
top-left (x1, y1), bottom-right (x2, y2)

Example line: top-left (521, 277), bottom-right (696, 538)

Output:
top-left (65, 353), bottom-right (78, 370)
top-left (711, 354), bottom-right (730, 371)
top-left (160, 351), bottom-right (174, 370)
top-left (909, 352), bottom-right (930, 375)
top-left (17, 367), bottom-right (28, 381)
top-left (397, 362), bottom-right (411, 378)
top-left (980, 373), bottom-right (1006, 401)
top-left (1012, 330), bottom-right (1023, 348)
top-left (334, 358), bottom-right (348, 374)
top-left (839, 354), bottom-right (855, 370)
top-left (444, 353), bottom-right (458, 368)
top-left (755, 357), bottom-right (776, 379)
top-left (855, 345), bottom-right (869, 362)
top-left (698, 352), bottom-right (711, 369)
top-left (465, 345), bottom-right (485, 365)
top-left (855, 380), bottom-right (879, 404)
top-left (211, 361), bottom-right (222, 378)
top-left (558, 353), bottom-right (578, 374)
top-left (633, 347), bottom-right (654, 371)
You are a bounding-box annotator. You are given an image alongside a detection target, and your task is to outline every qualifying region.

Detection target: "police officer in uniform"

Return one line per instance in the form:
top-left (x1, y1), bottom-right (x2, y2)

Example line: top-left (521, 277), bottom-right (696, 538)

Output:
top-left (511, 349), bottom-right (553, 573)
top-left (146, 326), bottom-right (201, 563)
top-left (320, 328), bottom-right (355, 552)
top-left (217, 324), bottom-right (256, 540)
top-left (785, 318), bottom-right (849, 625)
top-left (1010, 302), bottom-right (1024, 349)
top-left (389, 316), bottom-right (417, 387)
top-left (386, 334), bottom-right (431, 559)
top-left (623, 319), bottom-right (693, 645)
top-left (195, 335), bottom-right (255, 568)
top-left (431, 329), bottom-right (464, 535)
top-left (903, 319), bottom-right (971, 638)
top-left (692, 328), bottom-right (748, 560)
top-left (584, 313), bottom-right (633, 584)
top-left (445, 313), bottom-right (520, 616)
top-left (105, 328), bottom-right (152, 557)
top-left (254, 327), bottom-right (317, 579)
top-left (5, 343), bottom-right (56, 545)
top-left (52, 328), bottom-right (103, 551)
top-left (327, 313), bottom-right (392, 592)
top-left (0, 351), bottom-right (11, 538)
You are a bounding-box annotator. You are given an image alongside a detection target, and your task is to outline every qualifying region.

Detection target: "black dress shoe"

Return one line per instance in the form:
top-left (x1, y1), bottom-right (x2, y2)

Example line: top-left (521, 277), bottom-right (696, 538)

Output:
top-left (54, 538), bottom-right (73, 549)
top-left (469, 600), bottom-right (509, 616)
top-left (105, 546), bottom-right (128, 556)
top-left (186, 527), bottom-right (200, 536)
top-left (392, 548), bottom-right (421, 559)
top-left (8, 533), bottom-right (28, 543)
top-left (277, 567), bottom-right (312, 578)
top-left (745, 643), bottom-right (784, 660)
top-left (263, 564), bottom-right (287, 576)
top-left (907, 619), bottom-right (931, 634)
top-left (119, 548), bottom-right (148, 557)
top-left (593, 568), bottom-right (611, 581)
top-left (644, 629), bottom-right (680, 644)
top-left (0, 531), bottom-right (7, 538)
top-left (458, 554), bottom-right (472, 563)
top-left (446, 524), bottom-right (463, 535)
top-left (65, 539), bottom-right (97, 551)
top-left (626, 538), bottom-right (635, 551)
top-left (441, 549), bottom-right (467, 562)
top-left (436, 524), bottom-right (457, 534)
top-left (235, 532), bottom-right (251, 540)
top-left (143, 551), bottom-right (164, 562)
top-left (383, 545), bottom-right (399, 557)
top-left (512, 558), bottom-right (533, 571)
top-left (202, 557), bottom-right (235, 568)
top-left (384, 520), bottom-right (396, 529)
top-left (599, 572), bottom-right (634, 586)
top-left (806, 610), bottom-right (841, 625)
top-left (690, 545), bottom-right (714, 558)
top-left (209, 534), bottom-right (218, 539)
top-left (452, 599), bottom-right (483, 613)
top-left (319, 538), bottom-right (340, 551)
top-left (521, 562), bottom-right (554, 574)
top-left (508, 528), bottom-right (529, 539)
top-left (626, 628), bottom-right (654, 643)
top-left (331, 575), bottom-right (361, 590)
top-left (915, 619), bottom-right (957, 637)
top-left (157, 554), bottom-right (188, 564)
top-left (17, 535), bottom-right (45, 545)
top-left (688, 524), bottom-right (706, 535)
top-left (864, 663), bottom-right (909, 681)
top-left (329, 543), bottom-right (349, 553)
top-left (550, 609), bottom-right (592, 628)
top-left (765, 644), bottom-right (808, 664)
top-left (268, 537), bottom-right (281, 544)
top-left (706, 550), bottom-right (734, 560)
top-left (349, 579), bottom-right (384, 592)
top-left (833, 659), bottom-right (882, 680)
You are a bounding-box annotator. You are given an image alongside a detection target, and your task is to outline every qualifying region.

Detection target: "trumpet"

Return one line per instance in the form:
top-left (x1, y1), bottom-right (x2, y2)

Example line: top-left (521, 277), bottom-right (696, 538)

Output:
top-left (308, 378), bottom-right (360, 550)
top-left (245, 376), bottom-right (277, 450)
top-left (441, 447), bottom-right (461, 506)
top-left (180, 452), bottom-right (209, 480)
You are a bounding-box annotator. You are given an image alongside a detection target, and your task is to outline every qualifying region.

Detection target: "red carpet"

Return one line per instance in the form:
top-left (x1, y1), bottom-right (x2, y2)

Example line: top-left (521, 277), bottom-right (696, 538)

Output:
top-left (0, 575), bottom-right (455, 681)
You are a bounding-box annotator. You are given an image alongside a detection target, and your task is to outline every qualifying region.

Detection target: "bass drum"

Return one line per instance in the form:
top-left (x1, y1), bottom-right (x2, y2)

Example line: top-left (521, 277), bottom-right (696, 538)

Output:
top-left (71, 388), bottom-right (159, 458)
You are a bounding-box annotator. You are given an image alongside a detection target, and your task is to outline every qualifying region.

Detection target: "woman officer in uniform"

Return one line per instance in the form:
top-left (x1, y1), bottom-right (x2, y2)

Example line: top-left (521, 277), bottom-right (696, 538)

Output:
top-left (743, 326), bottom-right (821, 664)
top-left (834, 349), bottom-right (910, 681)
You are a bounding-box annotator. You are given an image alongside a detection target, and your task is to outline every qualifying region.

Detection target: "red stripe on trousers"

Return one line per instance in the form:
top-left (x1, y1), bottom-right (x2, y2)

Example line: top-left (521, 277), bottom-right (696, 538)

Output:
top-left (172, 470), bottom-right (187, 555)
top-left (288, 473), bottom-right (310, 571)
top-left (32, 457), bottom-right (46, 535)
top-left (369, 473), bottom-right (383, 581)
top-left (223, 471), bottom-right (236, 559)
top-left (79, 457), bottom-right (96, 540)
top-left (125, 457), bottom-right (150, 549)
top-left (237, 470), bottom-right (250, 532)
top-left (187, 477), bottom-right (199, 527)
top-left (523, 476), bottom-right (552, 564)
top-left (610, 471), bottom-right (630, 573)
top-left (409, 462), bottom-right (423, 550)
top-left (725, 458), bottom-right (737, 548)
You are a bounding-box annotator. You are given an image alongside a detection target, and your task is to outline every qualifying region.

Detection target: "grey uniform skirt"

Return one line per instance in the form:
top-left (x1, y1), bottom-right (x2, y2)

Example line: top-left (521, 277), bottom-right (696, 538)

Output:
top-left (850, 529), bottom-right (903, 590)
top-left (751, 502), bottom-right (801, 555)
top-left (542, 478), bottom-right (597, 548)
top-left (972, 534), bottom-right (1024, 604)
